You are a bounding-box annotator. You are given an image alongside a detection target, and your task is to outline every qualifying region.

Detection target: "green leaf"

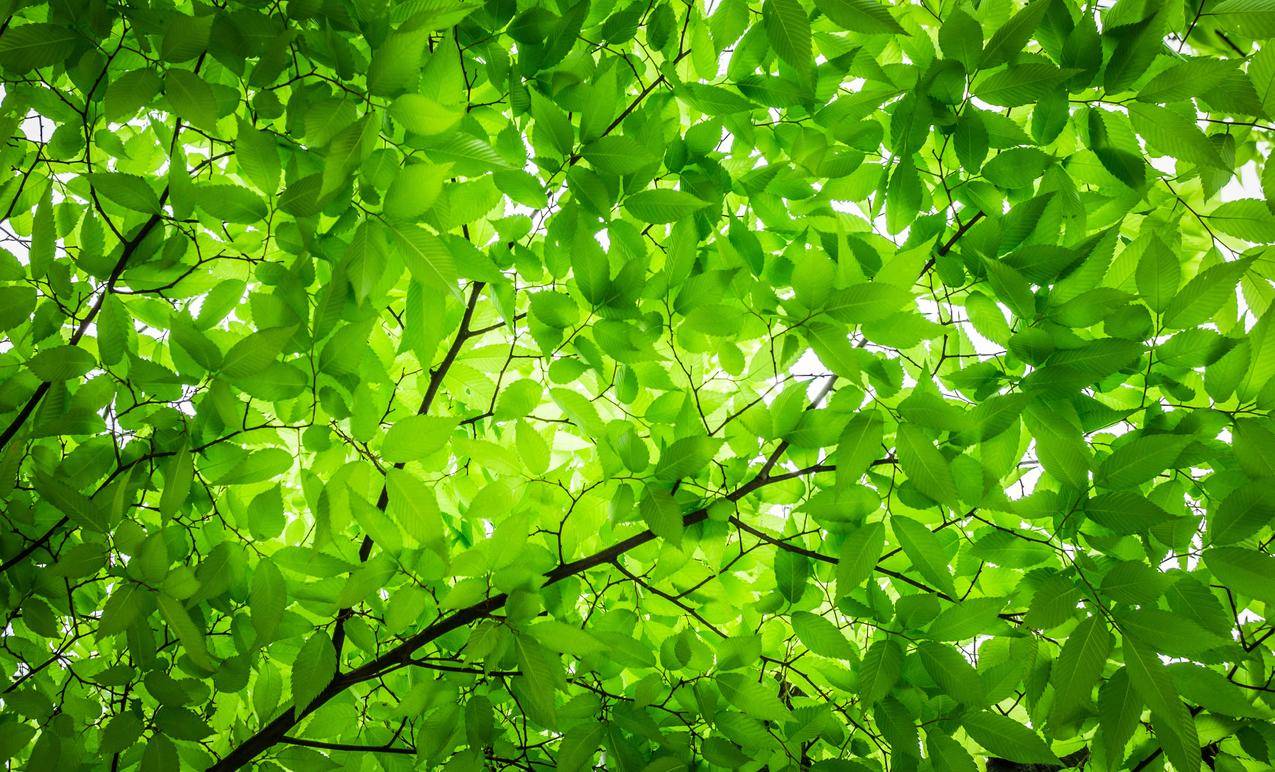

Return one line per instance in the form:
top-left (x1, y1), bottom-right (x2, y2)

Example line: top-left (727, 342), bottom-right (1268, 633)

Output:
top-left (291, 633), bottom-right (337, 712)
top-left (1023, 406), bottom-right (1090, 489)
top-left (105, 68), bottom-right (162, 121)
top-left (1122, 636), bottom-right (1201, 772)
top-left (1118, 608), bottom-right (1233, 658)
top-left (774, 548), bottom-right (810, 603)
top-left (1207, 482), bottom-right (1275, 545)
top-left (0, 24), bottom-right (78, 72)
top-left (556, 723), bottom-right (605, 772)
top-left (857, 638), bottom-right (903, 704)
top-left (1096, 434), bottom-right (1187, 490)
top-left (513, 635), bottom-right (561, 727)
top-left (762, 0), bottom-right (811, 69)
top-left (531, 91), bottom-right (574, 157)
top-left (678, 83), bottom-right (757, 115)
top-left (250, 558), bottom-right (286, 644)
top-left (717, 673), bottom-right (790, 722)
top-left (1099, 668), bottom-right (1142, 764)
top-left (389, 93), bottom-right (463, 136)
top-left (980, 0), bottom-right (1050, 69)
top-left (157, 595), bottom-right (216, 672)
top-left (1168, 662), bottom-right (1268, 719)
top-left (221, 326), bottom-right (293, 379)
top-left (235, 121), bottom-right (281, 194)
top-left (983, 147), bottom-right (1051, 187)
top-left (29, 184), bottom-right (54, 279)
top-left (97, 582), bottom-right (146, 637)
top-left (212, 448), bottom-right (293, 486)
top-left (962, 711), bottom-right (1060, 766)
top-left (1208, 199), bottom-right (1275, 242)
top-left (385, 468), bottom-right (444, 545)
top-left (1135, 234), bottom-right (1179, 312)
top-left (926, 730), bottom-right (978, 772)
top-left (582, 136), bottom-right (656, 175)
top-left (1049, 616), bottom-right (1111, 725)
top-left (87, 173), bottom-right (161, 214)
top-left (836, 410), bottom-right (885, 485)
top-left (382, 415), bottom-right (460, 463)
top-left (891, 515), bottom-right (956, 597)
top-left (812, 0), bottom-right (904, 35)
top-left (895, 424), bottom-right (959, 507)
top-left (791, 611), bottom-right (855, 659)
top-left (34, 472), bottom-right (104, 533)
top-left (368, 27), bottom-right (427, 96)
top-left (384, 222), bottom-right (458, 292)
top-left (1211, 0), bottom-right (1275, 38)
top-left (974, 63), bottom-right (1070, 108)
top-left (1203, 547), bottom-right (1275, 606)
top-left (822, 282), bottom-right (914, 323)
top-left (927, 597), bottom-right (1007, 641)
top-left (1138, 59), bottom-right (1264, 115)
top-left (1163, 258), bottom-right (1253, 329)
top-left (1085, 491), bottom-right (1177, 535)
top-left (938, 10), bottom-right (982, 68)
top-left (654, 435), bottom-right (722, 480)
top-left (836, 521), bottom-right (885, 596)
top-left (1128, 103), bottom-right (1227, 170)
top-left (164, 69), bottom-right (220, 129)
top-left (918, 641), bottom-right (985, 705)
top-left (0, 286), bottom-right (36, 333)
top-left (97, 294), bottom-right (130, 365)
top-left (28, 345), bottom-right (96, 381)
top-left (194, 184), bottom-right (267, 224)
top-left (624, 189), bottom-right (710, 223)
top-left (351, 493), bottom-right (403, 555)
top-left (159, 443), bottom-right (193, 519)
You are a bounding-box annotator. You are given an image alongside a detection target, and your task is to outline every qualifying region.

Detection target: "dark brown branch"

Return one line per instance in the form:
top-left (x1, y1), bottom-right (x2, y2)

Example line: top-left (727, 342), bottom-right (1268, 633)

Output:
top-left (278, 736), bottom-right (415, 755)
top-left (918, 209), bottom-right (985, 277)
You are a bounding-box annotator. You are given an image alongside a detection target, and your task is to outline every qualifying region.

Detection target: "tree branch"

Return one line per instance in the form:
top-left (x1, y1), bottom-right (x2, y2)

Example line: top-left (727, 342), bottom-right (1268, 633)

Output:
top-left (278, 736), bottom-right (416, 755)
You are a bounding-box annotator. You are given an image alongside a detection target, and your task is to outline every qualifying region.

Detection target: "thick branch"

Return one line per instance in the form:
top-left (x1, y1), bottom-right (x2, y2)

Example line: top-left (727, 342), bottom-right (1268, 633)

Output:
top-left (918, 209), bottom-right (986, 277)
top-left (278, 737), bottom-right (415, 755)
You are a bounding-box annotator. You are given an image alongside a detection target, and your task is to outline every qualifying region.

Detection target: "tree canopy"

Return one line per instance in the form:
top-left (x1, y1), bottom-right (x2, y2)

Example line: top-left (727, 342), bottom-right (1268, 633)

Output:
top-left (2, 0), bottom-right (1275, 769)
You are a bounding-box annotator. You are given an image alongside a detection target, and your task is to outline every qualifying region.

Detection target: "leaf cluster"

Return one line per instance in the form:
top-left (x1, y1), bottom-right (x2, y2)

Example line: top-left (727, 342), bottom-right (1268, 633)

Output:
top-left (1, 0), bottom-right (1274, 770)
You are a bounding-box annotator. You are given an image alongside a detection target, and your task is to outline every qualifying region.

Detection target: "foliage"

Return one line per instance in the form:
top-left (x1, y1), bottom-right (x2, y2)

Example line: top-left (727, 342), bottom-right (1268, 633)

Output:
top-left (1, 0), bottom-right (1275, 770)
